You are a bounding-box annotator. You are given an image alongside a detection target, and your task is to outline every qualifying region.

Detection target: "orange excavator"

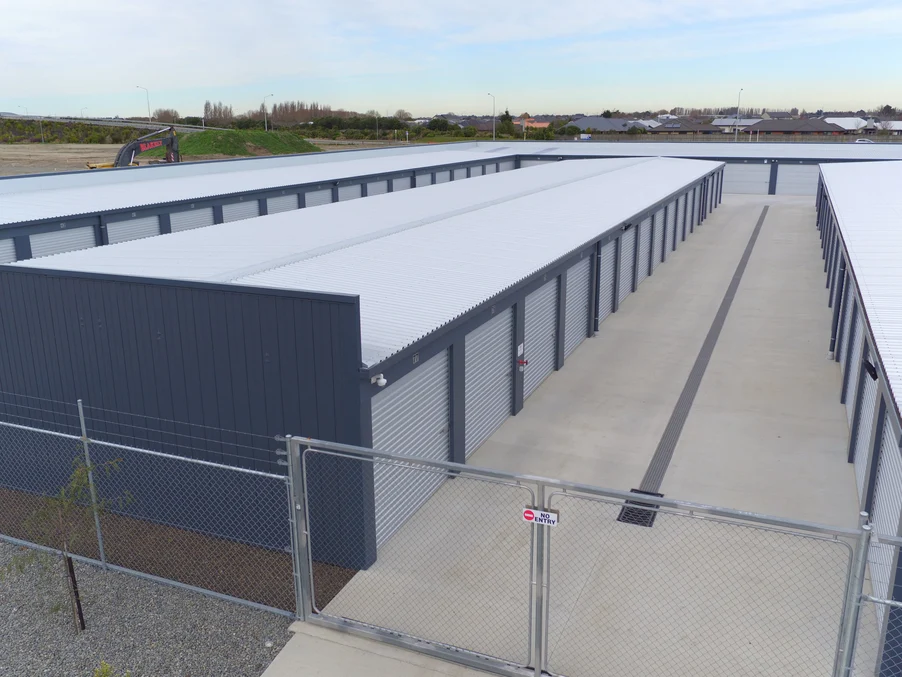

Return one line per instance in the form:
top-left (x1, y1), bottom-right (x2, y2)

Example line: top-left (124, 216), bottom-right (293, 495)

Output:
top-left (87, 127), bottom-right (180, 169)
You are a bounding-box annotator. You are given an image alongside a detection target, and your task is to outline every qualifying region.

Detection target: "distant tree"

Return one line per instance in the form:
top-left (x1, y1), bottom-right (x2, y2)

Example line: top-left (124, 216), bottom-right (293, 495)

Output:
top-left (394, 109), bottom-right (412, 121)
top-left (627, 125), bottom-right (646, 135)
top-left (427, 117), bottom-right (450, 132)
top-left (881, 104), bottom-right (897, 118)
top-left (563, 124), bottom-right (581, 136)
top-left (790, 107), bottom-right (799, 116)
top-left (878, 120), bottom-right (895, 135)
top-left (463, 125), bottom-right (477, 137)
top-left (498, 109), bottom-right (515, 136)
top-left (152, 108), bottom-right (180, 123)
top-left (182, 116), bottom-right (202, 126)
top-left (602, 110), bottom-right (612, 118)
top-left (520, 112), bottom-right (530, 119)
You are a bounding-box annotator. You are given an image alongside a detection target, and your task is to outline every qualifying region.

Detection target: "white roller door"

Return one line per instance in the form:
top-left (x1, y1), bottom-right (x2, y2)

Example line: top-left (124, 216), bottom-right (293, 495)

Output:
top-left (0, 238), bottom-right (16, 264)
top-left (564, 258), bottom-right (591, 358)
top-left (838, 285), bottom-right (854, 370)
top-left (520, 159), bottom-right (554, 168)
top-left (775, 164), bottom-right (820, 196)
top-left (367, 180), bottom-right (388, 196)
top-left (435, 170), bottom-right (451, 184)
top-left (499, 160), bottom-right (515, 172)
top-left (665, 200), bottom-right (676, 254)
top-left (689, 188), bottom-right (697, 232)
top-left (107, 215), bottom-right (159, 244)
top-left (415, 173), bottom-right (432, 188)
top-left (391, 178), bottom-right (411, 192)
top-left (338, 184), bottom-right (362, 201)
top-left (267, 194), bottom-right (298, 214)
top-left (869, 417), bottom-right (902, 628)
top-left (471, 165), bottom-right (484, 176)
top-left (854, 368), bottom-right (878, 500)
top-left (171, 207), bottom-right (214, 232)
top-left (372, 350), bottom-right (450, 546)
top-left (485, 164), bottom-right (496, 175)
top-left (222, 200), bottom-right (259, 222)
top-left (305, 188), bottom-right (333, 206)
top-left (637, 216), bottom-right (652, 285)
top-left (453, 168), bottom-right (467, 180)
top-left (30, 226), bottom-right (96, 258)
top-left (465, 308), bottom-right (513, 458)
top-left (618, 228), bottom-right (636, 305)
top-left (723, 163), bottom-right (770, 194)
top-left (845, 312), bottom-right (864, 425)
top-left (523, 279), bottom-right (558, 399)
top-left (673, 196), bottom-right (683, 246)
top-left (652, 209), bottom-right (665, 271)
top-left (597, 241), bottom-right (616, 325)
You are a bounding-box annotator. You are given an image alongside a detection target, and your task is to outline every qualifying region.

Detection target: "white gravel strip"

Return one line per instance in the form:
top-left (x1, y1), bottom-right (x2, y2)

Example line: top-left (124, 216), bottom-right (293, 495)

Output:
top-left (0, 541), bottom-right (292, 676)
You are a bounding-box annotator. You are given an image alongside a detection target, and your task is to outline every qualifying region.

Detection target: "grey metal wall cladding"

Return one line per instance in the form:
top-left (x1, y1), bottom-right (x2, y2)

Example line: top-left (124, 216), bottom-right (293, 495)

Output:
top-left (465, 308), bottom-right (514, 458)
top-left (392, 178), bottom-right (412, 191)
top-left (453, 168), bottom-right (468, 180)
top-left (107, 215), bottom-right (160, 245)
top-left (870, 420), bottom-right (902, 626)
top-left (170, 206), bottom-right (214, 232)
top-left (597, 241), bottom-right (616, 323)
top-left (665, 201), bottom-right (677, 253)
top-left (839, 288), bottom-right (854, 370)
top-left (618, 229), bottom-right (636, 304)
top-left (637, 216), bottom-right (652, 284)
top-left (435, 170), bottom-right (451, 184)
top-left (367, 180), bottom-right (388, 196)
top-left (338, 184), bottom-right (363, 201)
top-left (485, 164), bottom-right (496, 175)
top-left (0, 238), bottom-right (16, 264)
top-left (499, 160), bottom-right (515, 172)
top-left (305, 188), bottom-right (334, 206)
top-left (471, 165), bottom-right (484, 176)
top-left (371, 349), bottom-right (450, 547)
top-left (775, 164), bottom-right (820, 196)
top-left (415, 173), bottom-right (432, 188)
top-left (722, 163), bottom-right (771, 194)
top-left (30, 226), bottom-right (96, 258)
top-left (564, 257), bottom-right (591, 358)
top-left (267, 194), bottom-right (298, 214)
top-left (523, 278), bottom-right (558, 399)
top-left (845, 315), bottom-right (864, 425)
top-left (222, 200), bottom-right (260, 223)
top-left (854, 373), bottom-right (878, 500)
top-left (520, 159), bottom-right (554, 168)
top-left (652, 209), bottom-right (665, 271)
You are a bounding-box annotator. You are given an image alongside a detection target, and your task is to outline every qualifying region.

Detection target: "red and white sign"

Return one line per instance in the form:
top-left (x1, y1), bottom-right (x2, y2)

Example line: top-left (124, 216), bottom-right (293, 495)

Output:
top-left (522, 507), bottom-right (558, 526)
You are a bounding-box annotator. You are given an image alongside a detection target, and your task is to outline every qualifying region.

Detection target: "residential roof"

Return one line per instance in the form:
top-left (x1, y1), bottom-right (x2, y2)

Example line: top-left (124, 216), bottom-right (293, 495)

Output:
top-left (649, 120), bottom-right (720, 133)
top-left (712, 118), bottom-right (762, 127)
top-left (747, 119), bottom-right (844, 133)
top-left (13, 156), bottom-right (720, 367)
top-left (569, 117), bottom-right (634, 132)
top-left (764, 111), bottom-right (793, 119)
top-left (823, 117), bottom-right (871, 131)
top-left (820, 161), bottom-right (902, 421)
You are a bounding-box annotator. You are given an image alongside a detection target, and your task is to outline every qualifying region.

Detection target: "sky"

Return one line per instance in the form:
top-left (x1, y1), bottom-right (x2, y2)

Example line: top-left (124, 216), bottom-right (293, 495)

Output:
top-left (1, 0), bottom-right (901, 118)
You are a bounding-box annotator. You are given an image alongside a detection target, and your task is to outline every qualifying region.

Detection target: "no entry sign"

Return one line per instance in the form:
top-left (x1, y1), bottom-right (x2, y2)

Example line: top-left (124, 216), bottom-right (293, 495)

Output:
top-left (522, 507), bottom-right (559, 526)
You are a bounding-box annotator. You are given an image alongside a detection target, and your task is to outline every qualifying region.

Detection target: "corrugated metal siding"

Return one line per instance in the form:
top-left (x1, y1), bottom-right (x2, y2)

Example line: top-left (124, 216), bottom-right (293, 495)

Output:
top-left (675, 195), bottom-right (685, 245)
top-left (839, 287), bottom-right (854, 370)
top-left (689, 188), bottom-right (697, 232)
top-left (776, 164), bottom-right (820, 196)
top-left (305, 188), bottom-right (333, 206)
top-left (453, 168), bottom-right (467, 180)
top-left (637, 216), bottom-right (652, 285)
top-left (485, 164), bottom-right (496, 175)
top-left (869, 418), bottom-right (902, 628)
top-left (564, 257), bottom-right (591, 357)
top-left (465, 309), bottom-right (513, 458)
top-left (723, 163), bottom-right (771, 194)
top-left (521, 159), bottom-right (554, 168)
top-left (267, 194), bottom-right (298, 214)
top-left (0, 238), bottom-right (16, 264)
top-left (106, 215), bottom-right (160, 245)
top-left (665, 200), bottom-right (676, 254)
top-left (618, 229), bottom-right (636, 304)
top-left (372, 349), bottom-right (450, 546)
top-left (222, 200), bottom-right (259, 223)
top-left (845, 313), bottom-right (864, 425)
top-left (435, 170), bottom-right (451, 184)
top-left (391, 178), bottom-right (411, 192)
top-left (854, 372), bottom-right (878, 500)
top-left (367, 180), bottom-right (388, 196)
top-left (30, 226), bottom-right (96, 258)
top-left (652, 209), bottom-right (665, 271)
top-left (597, 241), bottom-right (616, 324)
top-left (170, 206), bottom-right (214, 232)
top-left (499, 160), bottom-right (515, 172)
top-left (523, 278), bottom-right (558, 399)
top-left (338, 184), bottom-right (362, 201)
top-left (471, 165), bottom-right (484, 177)
top-left (415, 173), bottom-right (432, 188)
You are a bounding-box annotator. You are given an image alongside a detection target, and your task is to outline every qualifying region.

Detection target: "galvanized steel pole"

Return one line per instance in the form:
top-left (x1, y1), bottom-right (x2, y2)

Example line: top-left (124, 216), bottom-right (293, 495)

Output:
top-left (734, 88), bottom-right (743, 143)
top-left (488, 93), bottom-right (495, 141)
top-left (836, 515), bottom-right (871, 676)
top-left (264, 94), bottom-right (273, 132)
top-left (532, 482), bottom-right (547, 677)
top-left (137, 85), bottom-right (151, 123)
top-left (78, 400), bottom-right (107, 568)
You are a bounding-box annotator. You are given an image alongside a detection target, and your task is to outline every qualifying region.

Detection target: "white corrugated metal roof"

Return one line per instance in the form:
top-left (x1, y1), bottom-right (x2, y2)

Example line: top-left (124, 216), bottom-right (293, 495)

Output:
top-left (0, 148), bottom-right (500, 226)
top-left (823, 117), bottom-right (870, 131)
top-left (820, 161), bottom-right (902, 421)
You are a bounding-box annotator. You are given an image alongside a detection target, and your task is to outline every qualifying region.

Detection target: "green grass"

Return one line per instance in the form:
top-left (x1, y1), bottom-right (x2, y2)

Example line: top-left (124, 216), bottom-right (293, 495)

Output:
top-left (145, 130), bottom-right (320, 158)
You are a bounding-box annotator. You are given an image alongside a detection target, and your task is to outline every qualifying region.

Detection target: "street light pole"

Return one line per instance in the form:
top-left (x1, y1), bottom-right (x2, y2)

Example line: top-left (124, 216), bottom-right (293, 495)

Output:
top-left (734, 88), bottom-right (743, 143)
top-left (80, 107), bottom-right (88, 118)
top-left (263, 93), bottom-right (273, 132)
top-left (136, 86), bottom-right (151, 124)
top-left (488, 93), bottom-right (496, 140)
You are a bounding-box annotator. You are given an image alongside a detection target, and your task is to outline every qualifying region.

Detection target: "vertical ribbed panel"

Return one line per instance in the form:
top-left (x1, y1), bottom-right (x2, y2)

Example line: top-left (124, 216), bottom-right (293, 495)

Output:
top-left (222, 200), bottom-right (260, 222)
top-left (523, 278), bottom-right (558, 399)
top-left (415, 173), bottom-right (432, 188)
top-left (305, 188), bottom-right (333, 206)
top-left (453, 168), bottom-right (467, 180)
top-left (338, 184), bottom-right (362, 201)
top-left (869, 418), bottom-right (902, 628)
top-left (597, 241), bottom-right (616, 324)
top-left (775, 164), bottom-right (820, 196)
top-left (838, 285), bottom-right (854, 370)
top-left (372, 349), bottom-right (450, 546)
top-left (391, 178), bottom-right (411, 192)
top-left (564, 257), bottom-right (591, 358)
top-left (618, 228), bottom-right (636, 304)
top-left (30, 226), bottom-right (96, 258)
top-left (107, 215), bottom-right (160, 244)
top-left (465, 308), bottom-right (513, 458)
top-left (652, 209), bottom-right (665, 271)
top-left (485, 164), bottom-right (496, 174)
top-left (367, 180), bottom-right (388, 196)
top-left (520, 160), bottom-right (553, 168)
top-left (170, 207), bottom-right (214, 232)
top-left (845, 313), bottom-right (864, 425)
top-left (267, 194), bottom-right (298, 214)
top-left (499, 160), bottom-right (515, 171)
top-left (435, 170), bottom-right (451, 184)
top-left (854, 372), bottom-right (878, 500)
top-left (471, 165), bottom-right (484, 176)
top-left (0, 238), bottom-right (15, 264)
top-left (665, 200), bottom-right (676, 253)
top-left (637, 216), bottom-right (652, 285)
top-left (674, 196), bottom-right (684, 246)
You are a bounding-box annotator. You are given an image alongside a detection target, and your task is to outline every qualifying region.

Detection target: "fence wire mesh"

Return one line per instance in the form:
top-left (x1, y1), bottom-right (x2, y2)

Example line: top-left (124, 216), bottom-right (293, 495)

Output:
top-left (851, 537), bottom-right (902, 677)
top-left (544, 491), bottom-right (854, 677)
top-left (302, 447), bottom-right (536, 666)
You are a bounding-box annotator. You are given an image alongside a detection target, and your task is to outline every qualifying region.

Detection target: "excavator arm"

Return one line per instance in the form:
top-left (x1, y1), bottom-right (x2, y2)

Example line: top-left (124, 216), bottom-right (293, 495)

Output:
top-left (87, 127), bottom-right (180, 169)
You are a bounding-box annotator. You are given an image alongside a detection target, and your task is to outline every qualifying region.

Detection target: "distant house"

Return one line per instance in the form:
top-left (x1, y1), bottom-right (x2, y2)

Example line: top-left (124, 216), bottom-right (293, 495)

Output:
top-left (823, 117), bottom-right (876, 134)
top-left (745, 119), bottom-right (844, 135)
top-left (458, 119), bottom-right (494, 133)
top-left (569, 117), bottom-right (633, 133)
top-left (650, 120), bottom-right (720, 134)
top-left (632, 119), bottom-right (662, 129)
top-left (712, 118), bottom-right (762, 133)
top-left (514, 117), bottom-right (550, 129)
top-left (762, 111), bottom-right (793, 120)
top-left (657, 113), bottom-right (679, 121)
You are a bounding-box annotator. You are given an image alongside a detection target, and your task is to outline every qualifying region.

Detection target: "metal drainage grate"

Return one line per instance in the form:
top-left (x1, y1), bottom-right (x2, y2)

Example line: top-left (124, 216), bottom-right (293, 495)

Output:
top-left (617, 489), bottom-right (664, 528)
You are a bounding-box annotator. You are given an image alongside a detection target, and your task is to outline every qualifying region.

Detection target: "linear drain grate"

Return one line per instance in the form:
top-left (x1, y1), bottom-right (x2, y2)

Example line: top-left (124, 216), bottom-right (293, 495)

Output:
top-left (617, 489), bottom-right (665, 528)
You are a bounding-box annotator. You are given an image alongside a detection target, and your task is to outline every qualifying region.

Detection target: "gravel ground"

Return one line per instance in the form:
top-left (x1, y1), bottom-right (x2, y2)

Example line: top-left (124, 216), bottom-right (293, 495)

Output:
top-left (0, 541), bottom-right (292, 677)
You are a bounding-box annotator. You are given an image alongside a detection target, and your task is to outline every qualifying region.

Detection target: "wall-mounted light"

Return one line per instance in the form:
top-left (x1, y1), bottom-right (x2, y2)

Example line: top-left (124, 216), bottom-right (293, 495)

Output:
top-left (863, 360), bottom-right (878, 381)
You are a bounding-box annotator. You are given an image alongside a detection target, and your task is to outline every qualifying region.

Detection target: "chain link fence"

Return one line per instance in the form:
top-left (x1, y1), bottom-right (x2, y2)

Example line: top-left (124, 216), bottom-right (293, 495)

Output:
top-left (850, 535), bottom-right (902, 676)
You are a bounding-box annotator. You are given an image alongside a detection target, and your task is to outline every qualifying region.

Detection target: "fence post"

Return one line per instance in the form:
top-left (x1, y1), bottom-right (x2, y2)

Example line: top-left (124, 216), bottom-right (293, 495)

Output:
top-left (283, 435), bottom-right (313, 621)
top-left (836, 515), bottom-right (871, 677)
top-left (532, 482), bottom-right (547, 677)
top-left (77, 399), bottom-right (107, 569)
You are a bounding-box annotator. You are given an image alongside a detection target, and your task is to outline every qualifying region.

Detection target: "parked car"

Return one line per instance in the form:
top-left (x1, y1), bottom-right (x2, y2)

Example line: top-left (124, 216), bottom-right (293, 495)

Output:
top-left (854, 138), bottom-right (875, 143)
